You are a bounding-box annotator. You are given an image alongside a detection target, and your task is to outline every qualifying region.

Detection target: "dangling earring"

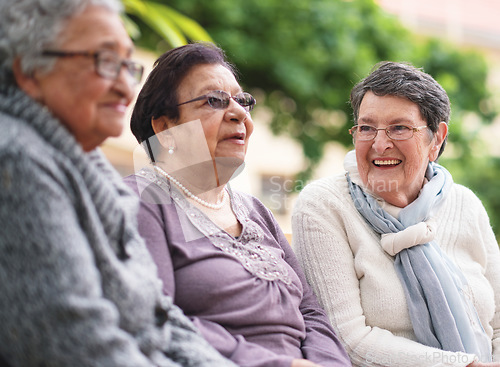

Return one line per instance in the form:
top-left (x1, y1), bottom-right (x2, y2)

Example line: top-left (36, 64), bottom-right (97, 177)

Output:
top-left (165, 133), bottom-right (176, 155)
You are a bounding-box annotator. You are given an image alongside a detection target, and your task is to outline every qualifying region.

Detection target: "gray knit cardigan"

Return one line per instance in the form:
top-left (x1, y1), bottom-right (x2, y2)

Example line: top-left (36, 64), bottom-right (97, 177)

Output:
top-left (0, 68), bottom-right (237, 367)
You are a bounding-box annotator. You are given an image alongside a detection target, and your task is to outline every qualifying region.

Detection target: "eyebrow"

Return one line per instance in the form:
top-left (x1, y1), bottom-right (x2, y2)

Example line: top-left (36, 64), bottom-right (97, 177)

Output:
top-left (198, 85), bottom-right (243, 95)
top-left (358, 116), bottom-right (415, 125)
top-left (97, 41), bottom-right (134, 56)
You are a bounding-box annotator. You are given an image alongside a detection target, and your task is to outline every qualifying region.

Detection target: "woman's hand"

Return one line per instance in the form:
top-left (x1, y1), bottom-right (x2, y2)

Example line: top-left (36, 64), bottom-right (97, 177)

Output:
top-left (291, 359), bottom-right (323, 367)
top-left (467, 361), bottom-right (500, 367)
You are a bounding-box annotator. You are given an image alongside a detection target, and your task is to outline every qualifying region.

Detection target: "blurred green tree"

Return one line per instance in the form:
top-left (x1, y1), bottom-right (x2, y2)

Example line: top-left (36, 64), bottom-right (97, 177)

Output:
top-left (123, 0), bottom-right (213, 49)
top-left (124, 0), bottom-right (500, 236)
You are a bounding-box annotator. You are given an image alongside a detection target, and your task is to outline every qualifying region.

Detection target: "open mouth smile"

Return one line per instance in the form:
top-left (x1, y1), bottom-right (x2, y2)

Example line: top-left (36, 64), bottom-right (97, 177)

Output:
top-left (373, 159), bottom-right (402, 167)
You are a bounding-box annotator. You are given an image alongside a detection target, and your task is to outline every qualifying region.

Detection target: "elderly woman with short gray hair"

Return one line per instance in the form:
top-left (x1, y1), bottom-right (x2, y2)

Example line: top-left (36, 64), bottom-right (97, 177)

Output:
top-left (0, 1), bottom-right (238, 366)
top-left (292, 61), bottom-right (500, 367)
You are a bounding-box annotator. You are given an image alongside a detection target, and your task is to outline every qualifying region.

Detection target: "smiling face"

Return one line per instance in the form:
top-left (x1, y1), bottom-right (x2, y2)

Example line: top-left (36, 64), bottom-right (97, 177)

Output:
top-left (14, 5), bottom-right (136, 151)
top-left (355, 91), bottom-right (447, 207)
top-left (155, 63), bottom-right (254, 165)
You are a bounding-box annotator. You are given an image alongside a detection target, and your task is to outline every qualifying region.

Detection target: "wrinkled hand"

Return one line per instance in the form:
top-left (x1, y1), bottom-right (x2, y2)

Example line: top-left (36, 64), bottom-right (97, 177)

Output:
top-left (291, 359), bottom-right (323, 367)
top-left (467, 361), bottom-right (500, 367)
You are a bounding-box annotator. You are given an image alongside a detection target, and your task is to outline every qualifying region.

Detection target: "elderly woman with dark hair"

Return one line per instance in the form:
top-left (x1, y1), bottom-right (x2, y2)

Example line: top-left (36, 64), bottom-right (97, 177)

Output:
top-left (0, 1), bottom-right (240, 366)
top-left (292, 61), bottom-right (500, 367)
top-left (123, 42), bottom-right (351, 367)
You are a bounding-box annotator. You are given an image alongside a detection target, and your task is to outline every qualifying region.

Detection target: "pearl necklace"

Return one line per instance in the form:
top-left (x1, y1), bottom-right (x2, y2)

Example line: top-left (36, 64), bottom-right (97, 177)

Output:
top-left (153, 165), bottom-right (227, 210)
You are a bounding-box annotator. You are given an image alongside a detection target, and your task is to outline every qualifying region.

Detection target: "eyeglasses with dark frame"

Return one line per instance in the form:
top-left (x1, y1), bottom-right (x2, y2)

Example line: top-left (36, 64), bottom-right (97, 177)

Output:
top-left (41, 49), bottom-right (144, 84)
top-left (177, 90), bottom-right (256, 112)
top-left (349, 124), bottom-right (429, 141)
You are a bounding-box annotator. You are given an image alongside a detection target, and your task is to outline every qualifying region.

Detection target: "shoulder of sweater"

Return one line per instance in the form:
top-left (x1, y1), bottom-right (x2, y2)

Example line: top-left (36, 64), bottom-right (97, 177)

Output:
top-left (292, 173), bottom-right (353, 221)
top-left (449, 182), bottom-right (484, 207)
top-left (122, 174), bottom-right (144, 195)
top-left (444, 182), bottom-right (489, 221)
top-left (122, 173), bottom-right (170, 212)
top-left (232, 189), bottom-right (275, 218)
top-left (231, 188), bottom-right (259, 204)
top-left (0, 112), bottom-right (65, 170)
top-left (298, 172), bottom-right (349, 203)
top-left (0, 112), bottom-right (41, 152)
top-left (0, 114), bottom-right (131, 210)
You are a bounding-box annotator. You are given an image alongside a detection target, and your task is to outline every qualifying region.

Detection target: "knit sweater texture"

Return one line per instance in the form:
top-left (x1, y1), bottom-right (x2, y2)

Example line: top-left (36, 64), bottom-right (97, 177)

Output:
top-left (0, 69), bottom-right (236, 367)
top-left (292, 173), bottom-right (500, 367)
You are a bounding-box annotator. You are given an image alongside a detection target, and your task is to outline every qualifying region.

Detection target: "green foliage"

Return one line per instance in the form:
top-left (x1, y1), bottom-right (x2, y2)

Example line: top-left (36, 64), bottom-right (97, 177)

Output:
top-left (142, 0), bottom-right (494, 173)
top-left (123, 0), bottom-right (213, 50)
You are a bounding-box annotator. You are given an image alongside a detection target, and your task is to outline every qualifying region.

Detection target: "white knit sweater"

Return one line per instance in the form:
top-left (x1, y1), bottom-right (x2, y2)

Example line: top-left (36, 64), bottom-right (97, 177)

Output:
top-left (292, 173), bottom-right (500, 367)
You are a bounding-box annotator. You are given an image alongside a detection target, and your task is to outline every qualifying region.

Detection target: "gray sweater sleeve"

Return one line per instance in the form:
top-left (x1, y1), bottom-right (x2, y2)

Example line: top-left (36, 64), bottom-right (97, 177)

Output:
top-left (0, 149), bottom-right (156, 366)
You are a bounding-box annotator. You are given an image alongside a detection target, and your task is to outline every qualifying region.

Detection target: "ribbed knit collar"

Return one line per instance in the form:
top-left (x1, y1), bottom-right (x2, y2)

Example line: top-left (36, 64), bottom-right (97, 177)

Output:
top-left (0, 66), bottom-right (136, 259)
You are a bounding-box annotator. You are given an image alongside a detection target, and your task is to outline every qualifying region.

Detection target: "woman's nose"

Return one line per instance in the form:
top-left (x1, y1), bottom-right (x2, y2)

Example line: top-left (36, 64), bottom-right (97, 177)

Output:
top-left (371, 130), bottom-right (394, 153)
top-left (225, 99), bottom-right (249, 122)
top-left (113, 66), bottom-right (135, 100)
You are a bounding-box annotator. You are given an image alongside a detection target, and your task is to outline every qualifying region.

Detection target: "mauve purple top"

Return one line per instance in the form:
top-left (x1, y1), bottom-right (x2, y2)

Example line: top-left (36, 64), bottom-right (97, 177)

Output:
top-left (124, 169), bottom-right (350, 367)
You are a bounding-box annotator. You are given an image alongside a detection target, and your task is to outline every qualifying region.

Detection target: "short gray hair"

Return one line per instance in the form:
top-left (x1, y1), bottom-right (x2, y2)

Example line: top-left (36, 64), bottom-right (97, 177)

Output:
top-left (0, 0), bottom-right (123, 75)
top-left (350, 61), bottom-right (450, 158)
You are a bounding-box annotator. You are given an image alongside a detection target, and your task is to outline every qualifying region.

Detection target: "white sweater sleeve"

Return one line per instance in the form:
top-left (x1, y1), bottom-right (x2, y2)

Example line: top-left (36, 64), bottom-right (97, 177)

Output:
top-left (469, 187), bottom-right (500, 362)
top-left (291, 175), bottom-right (477, 367)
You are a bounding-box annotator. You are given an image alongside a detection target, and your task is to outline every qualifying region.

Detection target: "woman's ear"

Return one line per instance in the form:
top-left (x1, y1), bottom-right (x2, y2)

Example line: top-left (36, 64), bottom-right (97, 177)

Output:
top-left (152, 116), bottom-right (177, 153)
top-left (429, 122), bottom-right (448, 162)
top-left (12, 58), bottom-right (42, 101)
top-left (151, 115), bottom-right (174, 135)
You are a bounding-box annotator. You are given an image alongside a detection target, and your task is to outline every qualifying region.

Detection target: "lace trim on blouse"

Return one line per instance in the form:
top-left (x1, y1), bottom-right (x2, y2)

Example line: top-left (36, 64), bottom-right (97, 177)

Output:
top-left (137, 168), bottom-right (292, 285)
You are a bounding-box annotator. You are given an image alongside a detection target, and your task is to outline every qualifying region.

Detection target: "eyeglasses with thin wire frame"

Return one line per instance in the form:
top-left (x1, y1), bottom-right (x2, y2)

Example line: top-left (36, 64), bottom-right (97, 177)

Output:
top-left (41, 49), bottom-right (144, 84)
top-left (177, 90), bottom-right (256, 112)
top-left (349, 124), bottom-right (428, 141)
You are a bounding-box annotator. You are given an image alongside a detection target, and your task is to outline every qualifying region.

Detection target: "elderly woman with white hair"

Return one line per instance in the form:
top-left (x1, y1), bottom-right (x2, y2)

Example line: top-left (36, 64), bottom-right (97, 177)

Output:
top-left (0, 1), bottom-right (238, 366)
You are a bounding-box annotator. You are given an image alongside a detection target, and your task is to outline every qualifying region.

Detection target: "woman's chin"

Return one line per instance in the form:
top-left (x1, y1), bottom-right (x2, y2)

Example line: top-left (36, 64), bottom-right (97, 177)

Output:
top-left (214, 154), bottom-right (245, 167)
